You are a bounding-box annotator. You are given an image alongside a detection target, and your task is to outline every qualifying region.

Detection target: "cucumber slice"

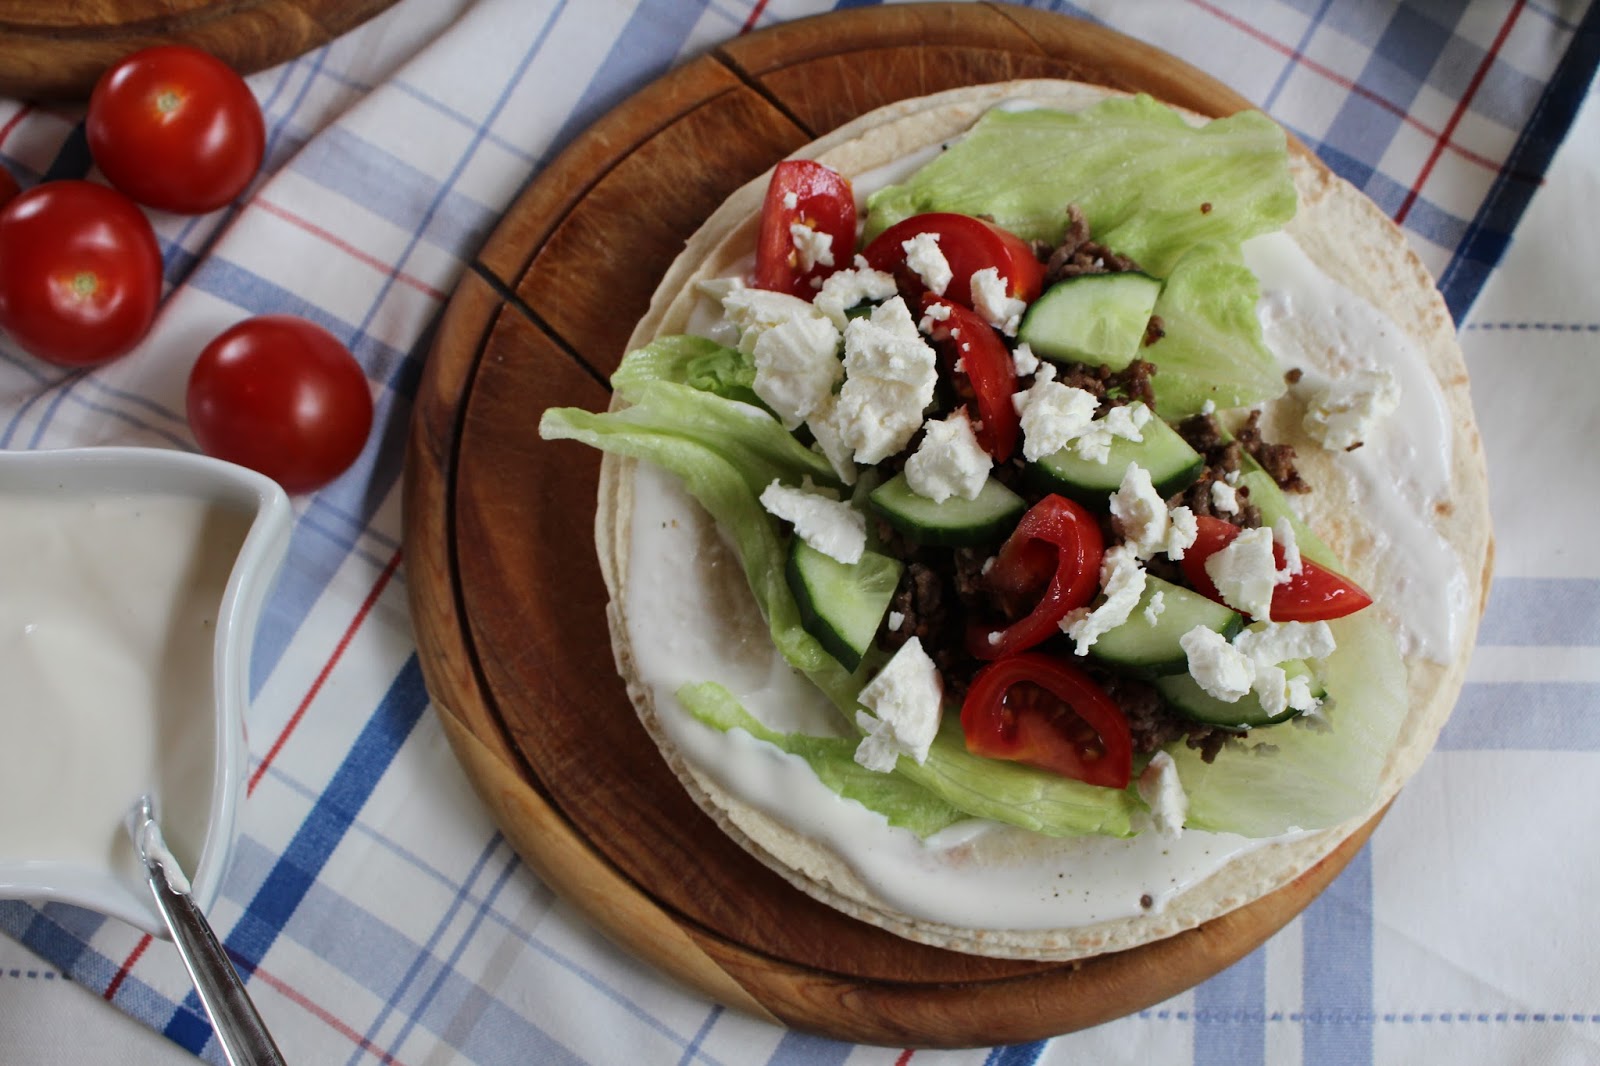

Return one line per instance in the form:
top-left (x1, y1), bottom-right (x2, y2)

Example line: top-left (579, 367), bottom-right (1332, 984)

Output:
top-left (1235, 465), bottom-right (1343, 573)
top-left (1017, 272), bottom-right (1161, 368)
top-left (1027, 412), bottom-right (1203, 505)
top-left (868, 471), bottom-right (1026, 547)
top-left (786, 539), bottom-right (903, 672)
top-left (1155, 659), bottom-right (1325, 729)
top-left (1087, 576), bottom-right (1242, 678)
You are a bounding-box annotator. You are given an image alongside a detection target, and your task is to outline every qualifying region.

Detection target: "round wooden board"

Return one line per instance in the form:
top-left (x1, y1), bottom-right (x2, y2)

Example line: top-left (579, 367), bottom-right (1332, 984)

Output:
top-left (0, 0), bottom-right (400, 100)
top-left (404, 3), bottom-right (1382, 1047)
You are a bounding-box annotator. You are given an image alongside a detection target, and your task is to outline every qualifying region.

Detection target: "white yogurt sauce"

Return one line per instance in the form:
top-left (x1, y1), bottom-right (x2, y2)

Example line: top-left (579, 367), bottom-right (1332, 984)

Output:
top-left (0, 494), bottom-right (248, 880)
top-left (1245, 232), bottom-right (1468, 663)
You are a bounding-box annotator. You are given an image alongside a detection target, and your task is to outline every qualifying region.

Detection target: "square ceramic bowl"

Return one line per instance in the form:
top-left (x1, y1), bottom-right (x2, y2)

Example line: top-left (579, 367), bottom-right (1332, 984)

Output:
top-left (0, 447), bottom-right (291, 936)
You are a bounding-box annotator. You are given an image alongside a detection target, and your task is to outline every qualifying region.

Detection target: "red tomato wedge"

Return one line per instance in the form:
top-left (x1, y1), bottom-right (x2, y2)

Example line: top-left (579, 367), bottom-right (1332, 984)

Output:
top-left (862, 212), bottom-right (1043, 309)
top-left (961, 653), bottom-right (1133, 789)
top-left (967, 494), bottom-right (1104, 659)
top-left (1180, 515), bottom-right (1374, 622)
top-left (920, 293), bottom-right (1018, 462)
top-left (753, 160), bottom-right (855, 297)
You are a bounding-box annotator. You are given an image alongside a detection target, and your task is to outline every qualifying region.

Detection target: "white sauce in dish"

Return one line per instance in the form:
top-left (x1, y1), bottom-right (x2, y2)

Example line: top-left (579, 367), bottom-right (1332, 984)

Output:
top-left (0, 494), bottom-right (248, 882)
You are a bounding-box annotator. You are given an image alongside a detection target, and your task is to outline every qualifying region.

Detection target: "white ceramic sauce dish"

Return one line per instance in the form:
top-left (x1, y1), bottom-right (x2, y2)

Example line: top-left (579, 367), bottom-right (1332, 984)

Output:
top-left (0, 447), bottom-right (291, 936)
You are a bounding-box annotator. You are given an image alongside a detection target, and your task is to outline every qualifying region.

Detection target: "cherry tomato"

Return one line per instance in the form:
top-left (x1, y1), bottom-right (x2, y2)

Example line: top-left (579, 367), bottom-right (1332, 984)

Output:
top-left (87, 45), bottom-right (265, 214)
top-left (967, 495), bottom-right (1104, 660)
top-left (1180, 515), bottom-right (1374, 622)
top-left (753, 160), bottom-right (855, 297)
top-left (187, 316), bottom-right (373, 494)
top-left (0, 180), bottom-right (162, 366)
top-left (920, 293), bottom-right (1019, 462)
top-left (962, 653), bottom-right (1133, 788)
top-left (863, 212), bottom-right (1043, 309)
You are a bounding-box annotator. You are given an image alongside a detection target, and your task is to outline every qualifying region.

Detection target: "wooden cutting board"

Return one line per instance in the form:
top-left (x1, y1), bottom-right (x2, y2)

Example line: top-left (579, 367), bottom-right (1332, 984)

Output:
top-left (0, 0), bottom-right (400, 100)
top-left (404, 3), bottom-right (1380, 1047)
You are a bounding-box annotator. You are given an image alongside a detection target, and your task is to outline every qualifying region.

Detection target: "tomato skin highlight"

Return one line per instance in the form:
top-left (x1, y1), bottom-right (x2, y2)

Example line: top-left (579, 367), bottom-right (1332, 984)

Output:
top-left (967, 494), bottom-right (1105, 659)
top-left (753, 160), bottom-right (855, 297)
top-left (0, 180), bottom-right (163, 367)
top-left (87, 45), bottom-right (265, 215)
top-left (1181, 514), bottom-right (1374, 621)
top-left (920, 294), bottom-right (1019, 462)
top-left (961, 653), bottom-right (1133, 788)
top-left (862, 212), bottom-right (1043, 309)
top-left (186, 316), bottom-right (373, 494)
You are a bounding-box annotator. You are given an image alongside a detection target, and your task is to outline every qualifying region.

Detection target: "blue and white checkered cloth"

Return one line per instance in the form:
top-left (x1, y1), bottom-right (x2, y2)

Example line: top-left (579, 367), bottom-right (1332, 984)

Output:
top-left (1, 1), bottom-right (1597, 1062)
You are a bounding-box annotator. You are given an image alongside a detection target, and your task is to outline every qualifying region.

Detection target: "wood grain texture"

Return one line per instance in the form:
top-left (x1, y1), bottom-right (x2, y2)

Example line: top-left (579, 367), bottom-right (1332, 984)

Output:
top-left (0, 0), bottom-right (398, 100)
top-left (405, 3), bottom-right (1378, 1046)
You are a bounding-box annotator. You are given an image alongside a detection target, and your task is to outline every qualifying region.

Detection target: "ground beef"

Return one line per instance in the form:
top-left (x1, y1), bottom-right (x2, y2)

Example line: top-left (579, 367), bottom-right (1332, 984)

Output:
top-left (1093, 669), bottom-right (1238, 763)
top-left (1109, 359), bottom-right (1156, 409)
top-left (1037, 203), bottom-right (1142, 284)
top-left (1235, 409), bottom-right (1309, 493)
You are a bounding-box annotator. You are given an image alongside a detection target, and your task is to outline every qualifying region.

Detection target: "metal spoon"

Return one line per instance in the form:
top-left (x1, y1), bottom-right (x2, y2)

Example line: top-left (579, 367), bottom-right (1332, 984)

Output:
top-left (126, 794), bottom-right (287, 1066)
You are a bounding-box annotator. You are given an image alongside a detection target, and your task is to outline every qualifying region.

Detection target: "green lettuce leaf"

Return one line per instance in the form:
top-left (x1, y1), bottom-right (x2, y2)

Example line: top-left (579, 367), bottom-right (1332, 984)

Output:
top-left (1168, 612), bottom-right (1408, 836)
top-left (864, 96), bottom-right (1296, 278)
top-left (1142, 243), bottom-right (1287, 418)
top-left (679, 681), bottom-right (966, 837)
top-left (611, 334), bottom-right (766, 411)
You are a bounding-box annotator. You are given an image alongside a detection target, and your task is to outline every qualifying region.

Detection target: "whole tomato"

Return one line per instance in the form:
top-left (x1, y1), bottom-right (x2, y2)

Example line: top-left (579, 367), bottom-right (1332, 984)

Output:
top-left (87, 44), bottom-right (265, 214)
top-left (187, 316), bottom-right (373, 494)
top-left (0, 180), bottom-right (163, 366)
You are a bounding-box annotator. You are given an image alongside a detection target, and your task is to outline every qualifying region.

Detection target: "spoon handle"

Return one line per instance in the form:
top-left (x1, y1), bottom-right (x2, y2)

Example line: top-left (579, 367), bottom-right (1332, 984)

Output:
top-left (144, 865), bottom-right (288, 1066)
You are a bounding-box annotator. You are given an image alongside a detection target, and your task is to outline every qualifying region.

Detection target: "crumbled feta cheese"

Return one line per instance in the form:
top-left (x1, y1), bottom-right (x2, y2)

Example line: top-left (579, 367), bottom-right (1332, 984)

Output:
top-left (902, 232), bottom-right (952, 296)
top-left (749, 311), bottom-right (843, 430)
top-left (1204, 526), bottom-right (1278, 619)
top-left (813, 265), bottom-right (898, 330)
top-left (1200, 399), bottom-right (1216, 416)
top-left (1109, 464), bottom-right (1197, 561)
top-left (1301, 366), bottom-right (1400, 450)
top-left (1272, 516), bottom-right (1303, 582)
top-left (1011, 341), bottom-right (1040, 377)
top-left (916, 300), bottom-right (952, 333)
top-left (789, 222), bottom-right (835, 273)
top-left (1180, 626), bottom-right (1255, 702)
top-left (1233, 620), bottom-right (1336, 666)
top-left (835, 297), bottom-right (939, 464)
top-left (722, 287), bottom-right (821, 353)
top-left (1110, 463), bottom-right (1168, 559)
top-left (854, 637), bottom-right (943, 771)
top-left (1137, 751), bottom-right (1188, 837)
top-left (1165, 505), bottom-right (1198, 560)
top-left (1143, 589), bottom-right (1166, 625)
top-left (804, 393), bottom-right (857, 485)
top-left (905, 409), bottom-right (992, 503)
top-left (1185, 620), bottom-right (1338, 712)
top-left (782, 190), bottom-right (798, 210)
top-left (887, 611), bottom-right (905, 631)
top-left (1070, 402), bottom-right (1153, 464)
top-left (969, 267), bottom-right (1026, 336)
top-left (759, 479), bottom-right (866, 564)
top-left (1012, 380), bottom-right (1098, 461)
top-left (1062, 545), bottom-right (1147, 653)
top-left (1211, 479), bottom-right (1239, 515)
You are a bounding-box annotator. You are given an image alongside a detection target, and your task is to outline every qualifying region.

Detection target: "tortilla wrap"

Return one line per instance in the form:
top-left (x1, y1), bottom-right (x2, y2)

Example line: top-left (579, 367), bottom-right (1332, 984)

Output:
top-left (591, 80), bottom-right (1492, 960)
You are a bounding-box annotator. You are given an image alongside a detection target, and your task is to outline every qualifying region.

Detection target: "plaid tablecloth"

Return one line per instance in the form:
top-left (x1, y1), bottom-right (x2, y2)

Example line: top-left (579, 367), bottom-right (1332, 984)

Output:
top-left (2, 1), bottom-right (1597, 1063)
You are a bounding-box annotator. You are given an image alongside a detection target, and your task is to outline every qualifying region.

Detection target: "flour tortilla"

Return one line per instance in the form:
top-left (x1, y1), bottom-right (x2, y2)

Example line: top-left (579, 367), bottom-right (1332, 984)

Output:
top-left (593, 80), bottom-right (1493, 960)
